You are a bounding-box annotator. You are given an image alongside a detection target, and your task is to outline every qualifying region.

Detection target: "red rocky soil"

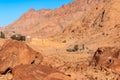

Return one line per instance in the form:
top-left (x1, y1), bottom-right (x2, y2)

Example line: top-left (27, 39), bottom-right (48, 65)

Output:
top-left (0, 0), bottom-right (120, 80)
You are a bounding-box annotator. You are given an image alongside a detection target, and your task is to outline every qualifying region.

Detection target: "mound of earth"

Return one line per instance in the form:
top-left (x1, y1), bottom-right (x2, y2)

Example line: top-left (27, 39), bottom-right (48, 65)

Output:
top-left (0, 40), bottom-right (43, 73)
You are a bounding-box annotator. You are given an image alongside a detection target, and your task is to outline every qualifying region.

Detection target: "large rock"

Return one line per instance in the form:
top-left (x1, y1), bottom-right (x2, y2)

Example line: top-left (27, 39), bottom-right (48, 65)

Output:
top-left (0, 40), bottom-right (43, 73)
top-left (12, 64), bottom-right (71, 80)
top-left (91, 47), bottom-right (120, 69)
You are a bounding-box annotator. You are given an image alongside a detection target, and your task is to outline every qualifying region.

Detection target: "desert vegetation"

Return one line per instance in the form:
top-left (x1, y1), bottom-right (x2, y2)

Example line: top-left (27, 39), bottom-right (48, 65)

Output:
top-left (0, 32), bottom-right (5, 39)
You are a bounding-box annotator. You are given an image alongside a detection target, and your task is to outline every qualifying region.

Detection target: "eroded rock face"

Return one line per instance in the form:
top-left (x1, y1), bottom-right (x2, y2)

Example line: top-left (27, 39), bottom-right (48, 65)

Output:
top-left (0, 40), bottom-right (43, 73)
top-left (12, 64), bottom-right (70, 80)
top-left (91, 47), bottom-right (120, 70)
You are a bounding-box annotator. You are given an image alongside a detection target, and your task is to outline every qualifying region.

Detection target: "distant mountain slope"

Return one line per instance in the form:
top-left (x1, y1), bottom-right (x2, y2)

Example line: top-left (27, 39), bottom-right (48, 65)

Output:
top-left (57, 0), bottom-right (120, 49)
top-left (4, 0), bottom-right (107, 38)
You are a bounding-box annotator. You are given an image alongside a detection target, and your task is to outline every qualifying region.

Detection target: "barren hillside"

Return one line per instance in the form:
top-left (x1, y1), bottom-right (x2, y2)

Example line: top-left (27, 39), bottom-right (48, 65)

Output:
top-left (51, 0), bottom-right (120, 50)
top-left (4, 0), bottom-right (108, 38)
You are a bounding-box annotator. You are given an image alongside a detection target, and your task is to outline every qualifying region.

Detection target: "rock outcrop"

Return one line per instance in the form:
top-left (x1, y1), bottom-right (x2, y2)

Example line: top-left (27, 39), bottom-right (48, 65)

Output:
top-left (12, 64), bottom-right (70, 80)
top-left (91, 47), bottom-right (120, 72)
top-left (0, 40), bottom-right (43, 73)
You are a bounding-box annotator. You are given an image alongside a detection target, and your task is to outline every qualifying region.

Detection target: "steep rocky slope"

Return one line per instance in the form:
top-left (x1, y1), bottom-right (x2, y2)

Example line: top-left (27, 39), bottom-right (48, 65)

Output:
top-left (4, 0), bottom-right (107, 38)
top-left (53, 0), bottom-right (120, 50)
top-left (4, 0), bottom-right (120, 49)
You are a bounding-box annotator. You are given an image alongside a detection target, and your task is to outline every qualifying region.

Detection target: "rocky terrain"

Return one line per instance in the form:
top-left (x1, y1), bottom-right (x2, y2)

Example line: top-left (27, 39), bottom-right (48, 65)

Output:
top-left (3, 0), bottom-right (108, 38)
top-left (0, 0), bottom-right (120, 80)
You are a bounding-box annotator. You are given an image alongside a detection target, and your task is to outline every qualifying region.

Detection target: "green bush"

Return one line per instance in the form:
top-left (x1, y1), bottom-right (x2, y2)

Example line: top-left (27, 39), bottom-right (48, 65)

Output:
top-left (0, 32), bottom-right (5, 38)
top-left (66, 48), bottom-right (76, 52)
top-left (74, 45), bottom-right (79, 51)
top-left (66, 45), bottom-right (79, 52)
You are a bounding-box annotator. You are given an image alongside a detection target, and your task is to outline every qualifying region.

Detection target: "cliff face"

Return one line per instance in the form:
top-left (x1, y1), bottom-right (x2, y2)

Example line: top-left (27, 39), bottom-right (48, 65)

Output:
top-left (4, 0), bottom-right (107, 38)
top-left (60, 0), bottom-right (120, 50)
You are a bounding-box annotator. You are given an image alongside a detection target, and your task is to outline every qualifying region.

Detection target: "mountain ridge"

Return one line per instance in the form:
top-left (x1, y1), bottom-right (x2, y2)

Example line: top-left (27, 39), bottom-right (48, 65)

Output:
top-left (4, 0), bottom-right (107, 38)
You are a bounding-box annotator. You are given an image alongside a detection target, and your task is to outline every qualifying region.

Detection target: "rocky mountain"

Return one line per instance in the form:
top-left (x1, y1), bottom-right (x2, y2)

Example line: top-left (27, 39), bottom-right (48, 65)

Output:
top-left (4, 0), bottom-right (108, 38)
top-left (3, 0), bottom-right (120, 48)
top-left (52, 0), bottom-right (120, 50)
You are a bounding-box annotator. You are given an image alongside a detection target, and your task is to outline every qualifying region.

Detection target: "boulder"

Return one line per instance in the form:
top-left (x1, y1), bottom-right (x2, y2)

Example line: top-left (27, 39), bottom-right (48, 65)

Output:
top-left (91, 47), bottom-right (120, 69)
top-left (12, 64), bottom-right (71, 80)
top-left (0, 40), bottom-right (43, 73)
